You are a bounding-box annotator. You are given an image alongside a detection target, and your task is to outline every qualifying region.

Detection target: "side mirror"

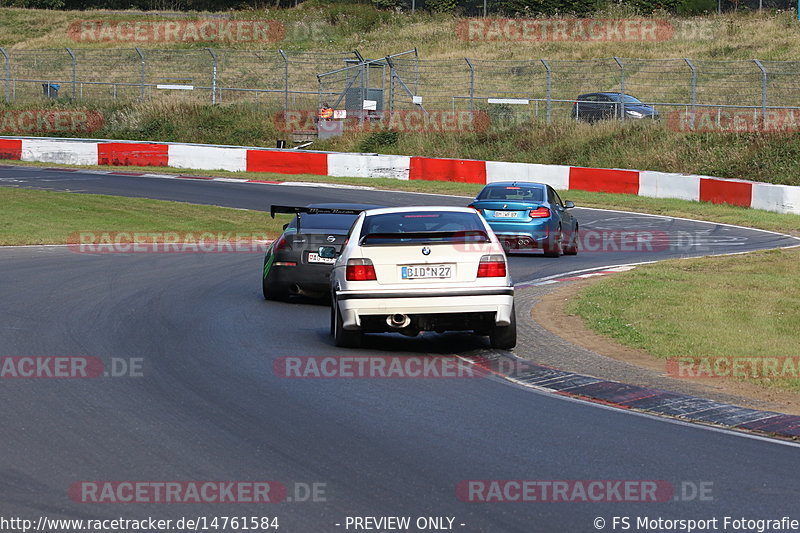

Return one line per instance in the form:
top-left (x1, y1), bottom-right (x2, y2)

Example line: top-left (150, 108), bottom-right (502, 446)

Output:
top-left (564, 200), bottom-right (575, 209)
top-left (318, 246), bottom-right (338, 259)
top-left (282, 223), bottom-right (289, 230)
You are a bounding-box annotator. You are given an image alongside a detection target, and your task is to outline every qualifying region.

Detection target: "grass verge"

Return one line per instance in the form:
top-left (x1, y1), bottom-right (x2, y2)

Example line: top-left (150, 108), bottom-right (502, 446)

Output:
top-left (0, 187), bottom-right (288, 245)
top-left (567, 247), bottom-right (800, 392)
top-left (3, 158), bottom-right (800, 235)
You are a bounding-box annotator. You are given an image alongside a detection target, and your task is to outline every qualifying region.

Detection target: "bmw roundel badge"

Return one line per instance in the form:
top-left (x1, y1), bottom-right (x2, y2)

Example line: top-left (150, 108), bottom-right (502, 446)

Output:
top-left (421, 247), bottom-right (431, 256)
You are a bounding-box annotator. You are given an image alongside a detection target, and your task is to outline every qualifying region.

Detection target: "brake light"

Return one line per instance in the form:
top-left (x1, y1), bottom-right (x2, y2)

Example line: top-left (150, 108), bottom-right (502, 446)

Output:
top-left (477, 254), bottom-right (506, 277)
top-left (469, 205), bottom-right (482, 214)
top-left (346, 258), bottom-right (377, 281)
top-left (529, 207), bottom-right (550, 218)
top-left (273, 235), bottom-right (289, 251)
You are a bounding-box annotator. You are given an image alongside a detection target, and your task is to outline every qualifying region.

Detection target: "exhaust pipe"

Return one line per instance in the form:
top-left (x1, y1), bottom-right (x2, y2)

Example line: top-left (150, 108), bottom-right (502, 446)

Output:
top-left (386, 313), bottom-right (411, 329)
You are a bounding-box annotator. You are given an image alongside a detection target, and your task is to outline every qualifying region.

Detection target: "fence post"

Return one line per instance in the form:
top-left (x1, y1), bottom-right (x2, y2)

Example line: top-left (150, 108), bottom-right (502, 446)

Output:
top-left (684, 58), bottom-right (697, 111)
top-left (614, 56), bottom-right (625, 121)
top-left (541, 59), bottom-right (552, 124)
top-left (389, 63), bottom-right (395, 112)
top-left (0, 48), bottom-right (9, 103)
top-left (207, 48), bottom-right (217, 105)
top-left (135, 48), bottom-right (145, 102)
top-left (465, 58), bottom-right (474, 114)
top-left (65, 48), bottom-right (77, 100)
top-left (279, 49), bottom-right (289, 113)
top-left (753, 59), bottom-right (767, 120)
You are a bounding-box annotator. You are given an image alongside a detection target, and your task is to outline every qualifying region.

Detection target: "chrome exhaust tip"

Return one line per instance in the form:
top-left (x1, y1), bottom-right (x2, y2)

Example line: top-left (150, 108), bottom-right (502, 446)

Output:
top-left (386, 313), bottom-right (411, 329)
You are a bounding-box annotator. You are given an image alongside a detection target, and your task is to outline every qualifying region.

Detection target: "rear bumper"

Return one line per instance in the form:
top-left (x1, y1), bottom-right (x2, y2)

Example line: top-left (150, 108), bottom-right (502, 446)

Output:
top-left (336, 289), bottom-right (515, 330)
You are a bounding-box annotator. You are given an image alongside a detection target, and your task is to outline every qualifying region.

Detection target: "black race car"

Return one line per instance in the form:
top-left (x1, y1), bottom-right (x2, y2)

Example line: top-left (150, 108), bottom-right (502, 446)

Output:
top-left (262, 203), bottom-right (383, 300)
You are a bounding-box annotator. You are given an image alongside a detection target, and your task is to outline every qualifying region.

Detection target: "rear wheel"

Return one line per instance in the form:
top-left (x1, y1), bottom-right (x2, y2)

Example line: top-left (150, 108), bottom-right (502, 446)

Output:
top-left (262, 257), bottom-right (289, 300)
top-left (490, 304), bottom-right (517, 350)
top-left (543, 227), bottom-right (562, 258)
top-left (563, 226), bottom-right (579, 255)
top-left (332, 296), bottom-right (362, 348)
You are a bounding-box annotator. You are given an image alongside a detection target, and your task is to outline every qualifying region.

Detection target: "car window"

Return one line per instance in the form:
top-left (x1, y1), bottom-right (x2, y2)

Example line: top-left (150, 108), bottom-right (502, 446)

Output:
top-left (477, 186), bottom-right (544, 202)
top-left (552, 188), bottom-right (564, 208)
top-left (285, 213), bottom-right (359, 231)
top-left (359, 212), bottom-right (489, 245)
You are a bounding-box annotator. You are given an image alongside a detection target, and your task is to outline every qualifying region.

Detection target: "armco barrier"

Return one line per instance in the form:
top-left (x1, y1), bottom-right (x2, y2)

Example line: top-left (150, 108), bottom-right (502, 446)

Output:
top-left (1, 136), bottom-right (799, 215)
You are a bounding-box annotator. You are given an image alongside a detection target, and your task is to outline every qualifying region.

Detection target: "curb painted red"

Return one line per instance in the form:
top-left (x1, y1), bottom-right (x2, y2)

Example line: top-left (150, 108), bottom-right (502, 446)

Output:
top-left (2, 136), bottom-right (797, 215)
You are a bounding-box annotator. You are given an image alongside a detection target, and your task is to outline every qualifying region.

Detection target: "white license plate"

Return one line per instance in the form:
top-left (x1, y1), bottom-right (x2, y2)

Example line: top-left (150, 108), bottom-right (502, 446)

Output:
top-left (307, 252), bottom-right (335, 264)
top-left (494, 211), bottom-right (518, 218)
top-left (401, 264), bottom-right (453, 279)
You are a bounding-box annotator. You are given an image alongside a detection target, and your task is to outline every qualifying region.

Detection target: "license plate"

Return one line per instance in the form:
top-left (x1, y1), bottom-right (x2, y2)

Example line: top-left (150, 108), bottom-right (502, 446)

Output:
top-left (494, 211), bottom-right (518, 218)
top-left (307, 252), bottom-right (335, 264)
top-left (401, 264), bottom-right (453, 279)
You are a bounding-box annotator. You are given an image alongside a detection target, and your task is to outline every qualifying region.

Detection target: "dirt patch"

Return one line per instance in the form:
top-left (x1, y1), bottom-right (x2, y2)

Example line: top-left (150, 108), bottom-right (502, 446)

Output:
top-left (532, 278), bottom-right (800, 416)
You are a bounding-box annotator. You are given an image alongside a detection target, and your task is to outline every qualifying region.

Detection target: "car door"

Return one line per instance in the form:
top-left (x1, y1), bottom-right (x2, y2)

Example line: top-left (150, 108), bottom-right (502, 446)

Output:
top-left (548, 186), bottom-right (573, 236)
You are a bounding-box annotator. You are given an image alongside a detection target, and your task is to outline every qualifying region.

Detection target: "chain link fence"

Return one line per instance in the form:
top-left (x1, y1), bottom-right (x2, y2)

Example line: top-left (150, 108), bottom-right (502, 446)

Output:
top-left (4, 47), bottom-right (800, 128)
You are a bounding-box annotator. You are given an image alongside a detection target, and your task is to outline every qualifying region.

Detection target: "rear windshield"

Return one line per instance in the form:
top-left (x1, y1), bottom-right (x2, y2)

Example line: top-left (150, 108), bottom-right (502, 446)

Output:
top-left (477, 186), bottom-right (544, 202)
top-left (286, 213), bottom-right (359, 231)
top-left (359, 211), bottom-right (489, 245)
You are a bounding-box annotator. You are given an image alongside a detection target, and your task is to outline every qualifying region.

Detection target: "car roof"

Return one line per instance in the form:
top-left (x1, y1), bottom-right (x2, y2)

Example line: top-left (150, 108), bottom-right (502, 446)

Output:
top-left (362, 206), bottom-right (478, 216)
top-left (578, 92), bottom-right (634, 97)
top-left (481, 181), bottom-right (546, 188)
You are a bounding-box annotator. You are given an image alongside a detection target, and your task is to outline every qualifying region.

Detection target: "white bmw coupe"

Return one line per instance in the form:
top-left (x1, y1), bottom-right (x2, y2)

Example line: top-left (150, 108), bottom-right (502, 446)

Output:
top-left (319, 206), bottom-right (516, 349)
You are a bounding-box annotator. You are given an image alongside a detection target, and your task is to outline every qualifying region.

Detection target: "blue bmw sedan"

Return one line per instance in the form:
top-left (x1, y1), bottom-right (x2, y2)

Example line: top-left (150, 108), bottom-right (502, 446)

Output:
top-left (468, 182), bottom-right (579, 257)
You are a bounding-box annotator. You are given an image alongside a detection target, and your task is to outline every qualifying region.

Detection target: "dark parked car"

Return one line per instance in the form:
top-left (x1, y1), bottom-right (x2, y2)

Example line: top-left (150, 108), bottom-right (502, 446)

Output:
top-left (468, 182), bottom-right (579, 257)
top-left (263, 203), bottom-right (383, 300)
top-left (571, 92), bottom-right (658, 122)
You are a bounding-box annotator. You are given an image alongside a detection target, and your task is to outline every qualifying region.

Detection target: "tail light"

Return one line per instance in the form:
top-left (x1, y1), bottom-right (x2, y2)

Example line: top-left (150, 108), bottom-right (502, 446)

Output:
top-left (529, 207), bottom-right (550, 218)
top-left (346, 258), bottom-right (377, 281)
top-left (477, 254), bottom-right (506, 278)
top-left (273, 235), bottom-right (290, 252)
top-left (469, 204), bottom-right (482, 214)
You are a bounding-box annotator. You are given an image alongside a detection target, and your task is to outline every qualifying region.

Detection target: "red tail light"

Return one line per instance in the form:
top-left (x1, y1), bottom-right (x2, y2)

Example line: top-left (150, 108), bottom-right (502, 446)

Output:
top-left (346, 258), bottom-right (377, 281)
top-left (477, 254), bottom-right (507, 278)
top-left (529, 207), bottom-right (550, 218)
top-left (273, 235), bottom-right (289, 251)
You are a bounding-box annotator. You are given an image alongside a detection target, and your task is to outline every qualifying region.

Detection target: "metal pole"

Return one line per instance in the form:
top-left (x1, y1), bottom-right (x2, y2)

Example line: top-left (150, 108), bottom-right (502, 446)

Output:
top-left (0, 48), bottom-right (9, 103)
top-left (614, 57), bottom-right (625, 121)
top-left (684, 58), bottom-right (697, 111)
top-left (541, 59), bottom-right (552, 123)
top-left (66, 48), bottom-right (76, 100)
top-left (753, 59), bottom-right (767, 120)
top-left (279, 49), bottom-right (289, 113)
top-left (465, 58), bottom-right (474, 114)
top-left (483, 0), bottom-right (487, 17)
top-left (207, 48), bottom-right (217, 105)
top-left (135, 48), bottom-right (145, 102)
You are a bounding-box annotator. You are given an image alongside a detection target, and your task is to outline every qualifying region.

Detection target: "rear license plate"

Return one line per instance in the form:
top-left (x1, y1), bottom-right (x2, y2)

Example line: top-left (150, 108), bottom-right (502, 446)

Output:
top-left (494, 211), bottom-right (518, 218)
top-left (307, 252), bottom-right (335, 264)
top-left (401, 264), bottom-right (453, 279)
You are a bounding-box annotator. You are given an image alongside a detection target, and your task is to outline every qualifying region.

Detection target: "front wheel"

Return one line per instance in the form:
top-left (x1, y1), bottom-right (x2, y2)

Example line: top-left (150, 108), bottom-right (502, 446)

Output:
top-left (331, 296), bottom-right (362, 348)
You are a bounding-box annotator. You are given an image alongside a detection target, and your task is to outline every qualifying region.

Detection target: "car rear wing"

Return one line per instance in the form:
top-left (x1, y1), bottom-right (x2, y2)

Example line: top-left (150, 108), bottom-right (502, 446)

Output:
top-left (270, 205), bottom-right (368, 233)
top-left (359, 230), bottom-right (490, 246)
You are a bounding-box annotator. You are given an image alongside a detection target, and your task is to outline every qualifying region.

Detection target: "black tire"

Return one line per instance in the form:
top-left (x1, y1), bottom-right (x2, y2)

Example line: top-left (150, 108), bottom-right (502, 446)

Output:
top-left (332, 296), bottom-right (362, 348)
top-left (543, 226), bottom-right (562, 258)
top-left (490, 304), bottom-right (517, 349)
top-left (262, 256), bottom-right (289, 301)
top-left (563, 226), bottom-right (579, 256)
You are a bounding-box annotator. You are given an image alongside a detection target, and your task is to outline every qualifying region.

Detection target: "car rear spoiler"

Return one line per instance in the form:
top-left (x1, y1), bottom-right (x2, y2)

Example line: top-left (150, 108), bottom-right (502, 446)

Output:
top-left (270, 205), bottom-right (367, 233)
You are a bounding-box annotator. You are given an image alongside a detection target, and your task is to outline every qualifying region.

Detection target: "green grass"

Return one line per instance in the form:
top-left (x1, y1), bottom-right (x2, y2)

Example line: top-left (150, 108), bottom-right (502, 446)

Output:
top-left (0, 187), bottom-right (290, 245)
top-left (568, 247), bottom-right (800, 391)
top-left (4, 159), bottom-right (800, 235)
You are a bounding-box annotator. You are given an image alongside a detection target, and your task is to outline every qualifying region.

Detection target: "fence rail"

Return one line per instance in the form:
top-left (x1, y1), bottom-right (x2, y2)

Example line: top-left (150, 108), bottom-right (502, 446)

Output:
top-left (4, 47), bottom-right (800, 123)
